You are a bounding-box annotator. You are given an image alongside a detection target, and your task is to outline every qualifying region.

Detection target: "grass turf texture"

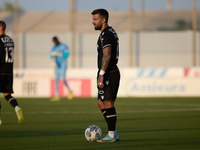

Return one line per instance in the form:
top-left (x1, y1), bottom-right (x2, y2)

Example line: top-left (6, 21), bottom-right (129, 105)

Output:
top-left (0, 97), bottom-right (200, 150)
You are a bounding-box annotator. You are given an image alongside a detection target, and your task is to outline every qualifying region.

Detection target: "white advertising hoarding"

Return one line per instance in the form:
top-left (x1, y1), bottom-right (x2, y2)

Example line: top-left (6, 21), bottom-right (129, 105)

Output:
top-left (12, 68), bottom-right (200, 97)
top-left (118, 78), bottom-right (200, 97)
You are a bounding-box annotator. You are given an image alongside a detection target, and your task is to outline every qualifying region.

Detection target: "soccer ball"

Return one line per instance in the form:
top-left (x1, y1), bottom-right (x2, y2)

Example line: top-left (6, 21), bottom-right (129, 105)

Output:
top-left (85, 125), bottom-right (102, 142)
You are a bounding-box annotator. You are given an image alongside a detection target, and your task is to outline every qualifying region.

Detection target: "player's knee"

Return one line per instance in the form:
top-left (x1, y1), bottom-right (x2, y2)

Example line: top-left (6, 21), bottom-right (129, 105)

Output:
top-left (59, 75), bottom-right (64, 81)
top-left (97, 99), bottom-right (104, 109)
top-left (3, 93), bottom-right (11, 98)
top-left (103, 101), bottom-right (114, 109)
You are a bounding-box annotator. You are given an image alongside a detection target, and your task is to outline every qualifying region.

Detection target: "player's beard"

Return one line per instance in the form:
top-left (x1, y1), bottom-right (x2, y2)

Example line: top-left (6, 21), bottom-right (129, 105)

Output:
top-left (94, 23), bottom-right (102, 30)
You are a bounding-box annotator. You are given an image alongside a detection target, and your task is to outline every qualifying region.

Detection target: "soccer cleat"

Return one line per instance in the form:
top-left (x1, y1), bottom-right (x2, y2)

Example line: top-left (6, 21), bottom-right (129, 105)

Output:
top-left (0, 119), bottom-right (2, 125)
top-left (16, 107), bottom-right (24, 124)
top-left (115, 133), bottom-right (120, 141)
top-left (50, 96), bottom-right (60, 102)
top-left (97, 134), bottom-right (117, 143)
top-left (68, 91), bottom-right (73, 100)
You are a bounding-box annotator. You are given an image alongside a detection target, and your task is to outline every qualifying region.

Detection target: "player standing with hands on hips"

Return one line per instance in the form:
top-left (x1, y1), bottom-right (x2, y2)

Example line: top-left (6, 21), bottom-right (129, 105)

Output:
top-left (50, 36), bottom-right (73, 101)
top-left (91, 9), bottom-right (120, 142)
top-left (0, 21), bottom-right (24, 124)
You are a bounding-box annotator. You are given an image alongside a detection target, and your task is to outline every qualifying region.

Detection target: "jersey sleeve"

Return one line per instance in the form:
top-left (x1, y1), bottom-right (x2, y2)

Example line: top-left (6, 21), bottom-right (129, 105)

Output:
top-left (102, 33), bottom-right (112, 49)
top-left (62, 44), bottom-right (70, 58)
top-left (50, 47), bottom-right (54, 59)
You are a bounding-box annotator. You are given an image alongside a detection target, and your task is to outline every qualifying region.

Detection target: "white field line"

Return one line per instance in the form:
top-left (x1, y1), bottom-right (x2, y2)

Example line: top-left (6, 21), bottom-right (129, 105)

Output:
top-left (116, 103), bottom-right (200, 107)
top-left (36, 102), bottom-right (200, 107)
top-left (1, 108), bottom-right (200, 115)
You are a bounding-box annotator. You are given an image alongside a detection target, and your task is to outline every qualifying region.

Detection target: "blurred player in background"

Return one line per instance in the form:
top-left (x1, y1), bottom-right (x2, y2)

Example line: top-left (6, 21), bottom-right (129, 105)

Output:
top-left (0, 93), bottom-right (2, 125)
top-left (50, 36), bottom-right (73, 101)
top-left (91, 9), bottom-right (120, 142)
top-left (0, 21), bottom-right (24, 124)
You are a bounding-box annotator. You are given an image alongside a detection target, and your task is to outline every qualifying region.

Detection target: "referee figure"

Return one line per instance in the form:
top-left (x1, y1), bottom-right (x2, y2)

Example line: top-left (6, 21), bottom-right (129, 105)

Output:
top-left (91, 9), bottom-right (120, 142)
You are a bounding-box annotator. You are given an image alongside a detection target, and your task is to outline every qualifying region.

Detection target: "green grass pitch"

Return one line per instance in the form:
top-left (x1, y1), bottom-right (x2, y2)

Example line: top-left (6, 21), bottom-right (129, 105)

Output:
top-left (0, 97), bottom-right (200, 150)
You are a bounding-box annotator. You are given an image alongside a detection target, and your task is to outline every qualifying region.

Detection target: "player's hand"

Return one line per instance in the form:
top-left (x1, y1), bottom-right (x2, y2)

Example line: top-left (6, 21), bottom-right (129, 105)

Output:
top-left (97, 75), bottom-right (104, 89)
top-left (51, 60), bottom-right (56, 68)
top-left (52, 51), bottom-right (62, 56)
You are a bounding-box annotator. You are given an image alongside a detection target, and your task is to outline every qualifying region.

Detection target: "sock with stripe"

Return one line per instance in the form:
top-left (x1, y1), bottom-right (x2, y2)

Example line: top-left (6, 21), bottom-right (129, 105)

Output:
top-left (5, 95), bottom-right (19, 108)
top-left (101, 108), bottom-right (106, 120)
top-left (102, 107), bottom-right (117, 138)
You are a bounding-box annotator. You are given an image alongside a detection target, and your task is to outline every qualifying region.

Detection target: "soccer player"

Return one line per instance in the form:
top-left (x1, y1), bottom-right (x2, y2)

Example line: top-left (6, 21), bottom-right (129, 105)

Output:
top-left (0, 21), bottom-right (24, 124)
top-left (50, 36), bottom-right (73, 101)
top-left (0, 100), bottom-right (2, 125)
top-left (91, 9), bottom-right (120, 142)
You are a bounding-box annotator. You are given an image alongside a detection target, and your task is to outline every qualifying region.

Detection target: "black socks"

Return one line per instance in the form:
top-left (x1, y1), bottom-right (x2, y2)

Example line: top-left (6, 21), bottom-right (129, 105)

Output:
top-left (101, 107), bottom-right (117, 131)
top-left (5, 95), bottom-right (18, 108)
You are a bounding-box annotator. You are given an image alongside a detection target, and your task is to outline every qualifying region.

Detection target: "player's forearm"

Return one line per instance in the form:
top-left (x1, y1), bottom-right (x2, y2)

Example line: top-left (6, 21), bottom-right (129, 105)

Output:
top-left (101, 56), bottom-right (110, 71)
top-left (101, 47), bottom-right (111, 71)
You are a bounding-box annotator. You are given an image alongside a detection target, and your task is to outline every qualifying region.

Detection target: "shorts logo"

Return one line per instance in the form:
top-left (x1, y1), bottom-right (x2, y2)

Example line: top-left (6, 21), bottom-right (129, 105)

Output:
top-left (99, 90), bottom-right (104, 94)
top-left (105, 81), bottom-right (109, 85)
top-left (101, 96), bottom-right (104, 100)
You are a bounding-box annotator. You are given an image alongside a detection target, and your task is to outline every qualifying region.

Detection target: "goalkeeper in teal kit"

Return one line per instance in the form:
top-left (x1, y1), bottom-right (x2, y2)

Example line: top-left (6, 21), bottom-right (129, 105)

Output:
top-left (50, 36), bottom-right (73, 101)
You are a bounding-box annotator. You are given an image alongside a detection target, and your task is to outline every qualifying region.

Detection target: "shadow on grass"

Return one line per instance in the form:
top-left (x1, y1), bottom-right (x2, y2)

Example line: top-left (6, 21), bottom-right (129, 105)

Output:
top-left (118, 115), bottom-right (200, 121)
top-left (0, 130), bottom-right (82, 138)
top-left (119, 127), bottom-right (200, 133)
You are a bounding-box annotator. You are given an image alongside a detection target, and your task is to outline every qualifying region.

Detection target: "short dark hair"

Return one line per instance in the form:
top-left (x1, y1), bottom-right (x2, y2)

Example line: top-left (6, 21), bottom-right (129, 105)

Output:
top-left (52, 36), bottom-right (58, 41)
top-left (91, 9), bottom-right (109, 23)
top-left (0, 21), bottom-right (6, 31)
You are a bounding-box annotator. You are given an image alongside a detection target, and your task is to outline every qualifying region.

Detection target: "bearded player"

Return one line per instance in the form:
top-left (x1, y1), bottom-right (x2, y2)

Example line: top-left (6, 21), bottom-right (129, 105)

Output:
top-left (91, 9), bottom-right (120, 142)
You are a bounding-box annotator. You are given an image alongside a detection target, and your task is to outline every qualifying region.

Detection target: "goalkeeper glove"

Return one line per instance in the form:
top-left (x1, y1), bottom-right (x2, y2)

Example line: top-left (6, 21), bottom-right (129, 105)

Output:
top-left (52, 51), bottom-right (62, 56)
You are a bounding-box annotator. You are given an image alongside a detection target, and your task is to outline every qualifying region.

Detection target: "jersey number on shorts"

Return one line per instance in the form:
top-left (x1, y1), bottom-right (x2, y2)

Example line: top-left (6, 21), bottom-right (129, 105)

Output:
top-left (5, 47), bottom-right (14, 63)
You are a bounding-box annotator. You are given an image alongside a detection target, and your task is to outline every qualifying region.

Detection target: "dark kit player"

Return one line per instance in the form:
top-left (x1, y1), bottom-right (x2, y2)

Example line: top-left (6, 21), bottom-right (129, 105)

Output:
top-left (0, 21), bottom-right (24, 124)
top-left (91, 9), bottom-right (120, 142)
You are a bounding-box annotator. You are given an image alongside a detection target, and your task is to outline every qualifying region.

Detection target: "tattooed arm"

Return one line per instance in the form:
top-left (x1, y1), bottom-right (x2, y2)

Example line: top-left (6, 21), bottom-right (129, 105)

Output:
top-left (101, 47), bottom-right (111, 71)
top-left (98, 46), bottom-right (111, 89)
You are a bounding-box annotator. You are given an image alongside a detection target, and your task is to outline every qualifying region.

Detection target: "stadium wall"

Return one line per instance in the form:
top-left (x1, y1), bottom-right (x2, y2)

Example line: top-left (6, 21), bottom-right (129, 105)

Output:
top-left (16, 31), bottom-right (199, 68)
top-left (13, 67), bottom-right (200, 98)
